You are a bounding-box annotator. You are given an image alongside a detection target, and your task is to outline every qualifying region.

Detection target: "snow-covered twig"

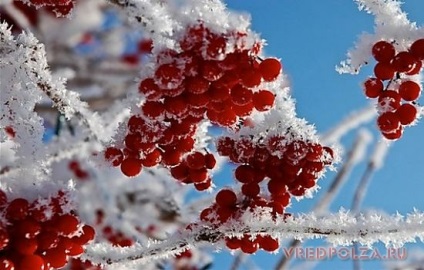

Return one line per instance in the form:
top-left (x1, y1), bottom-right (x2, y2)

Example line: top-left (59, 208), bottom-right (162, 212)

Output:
top-left (83, 210), bottom-right (424, 268)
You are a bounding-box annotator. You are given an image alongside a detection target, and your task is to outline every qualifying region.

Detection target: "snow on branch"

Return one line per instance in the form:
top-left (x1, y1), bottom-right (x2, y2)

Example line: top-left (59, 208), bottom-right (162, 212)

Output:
top-left (83, 209), bottom-right (424, 268)
top-left (0, 22), bottom-right (108, 142)
top-left (337, 0), bottom-right (424, 74)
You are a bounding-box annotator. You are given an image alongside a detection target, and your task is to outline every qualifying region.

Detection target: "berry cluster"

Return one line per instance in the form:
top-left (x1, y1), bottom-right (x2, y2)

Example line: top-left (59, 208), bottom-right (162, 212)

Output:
top-left (105, 22), bottom-right (282, 185)
top-left (0, 190), bottom-right (95, 270)
top-left (362, 39), bottom-right (424, 140)
top-left (198, 135), bottom-right (333, 253)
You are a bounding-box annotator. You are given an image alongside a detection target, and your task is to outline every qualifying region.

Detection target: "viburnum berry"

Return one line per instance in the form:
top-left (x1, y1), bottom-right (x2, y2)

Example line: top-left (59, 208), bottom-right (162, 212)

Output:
top-left (396, 103), bottom-right (418, 125)
top-left (232, 102), bottom-right (254, 117)
top-left (204, 153), bottom-right (216, 169)
top-left (225, 237), bottom-right (241, 250)
top-left (259, 58), bottom-right (281, 81)
top-left (381, 127), bottom-right (403, 140)
top-left (155, 63), bottom-right (183, 88)
top-left (0, 229), bottom-right (9, 250)
top-left (241, 182), bottom-right (260, 197)
top-left (231, 84), bottom-right (253, 106)
top-left (234, 165), bottom-right (256, 183)
top-left (377, 112), bottom-right (401, 132)
top-left (57, 214), bottom-right (79, 235)
top-left (141, 149), bottom-right (162, 167)
top-left (138, 78), bottom-right (162, 101)
top-left (216, 108), bottom-right (237, 127)
top-left (189, 168), bottom-right (208, 183)
top-left (253, 90), bottom-right (275, 111)
top-left (120, 158), bottom-right (143, 177)
top-left (399, 81), bottom-right (421, 101)
top-left (18, 255), bottom-right (45, 270)
top-left (391, 51), bottom-right (417, 73)
top-left (410, 38), bottom-right (424, 60)
top-left (362, 78), bottom-right (383, 98)
top-left (215, 189), bottom-right (237, 207)
top-left (194, 178), bottom-right (212, 191)
top-left (406, 59), bottom-right (422, 75)
top-left (104, 147), bottom-right (123, 167)
top-left (6, 198), bottom-right (29, 221)
top-left (43, 248), bottom-right (67, 268)
top-left (13, 237), bottom-right (38, 255)
top-left (201, 60), bottom-right (224, 82)
top-left (240, 68), bottom-right (262, 88)
top-left (240, 235), bottom-right (258, 254)
top-left (258, 235), bottom-right (279, 252)
top-left (185, 152), bottom-right (206, 170)
top-left (372, 41), bottom-right (396, 63)
top-left (374, 62), bottom-right (395, 80)
top-left (378, 90), bottom-right (401, 112)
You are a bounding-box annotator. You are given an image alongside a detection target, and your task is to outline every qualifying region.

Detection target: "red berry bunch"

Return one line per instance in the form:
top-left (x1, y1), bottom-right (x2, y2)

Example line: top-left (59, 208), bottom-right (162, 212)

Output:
top-left (200, 135), bottom-right (333, 253)
top-left (171, 151), bottom-right (217, 191)
top-left (225, 234), bottom-right (280, 254)
top-left (0, 190), bottom-right (95, 270)
top-left (362, 39), bottom-right (424, 140)
top-left (105, 22), bottom-right (282, 184)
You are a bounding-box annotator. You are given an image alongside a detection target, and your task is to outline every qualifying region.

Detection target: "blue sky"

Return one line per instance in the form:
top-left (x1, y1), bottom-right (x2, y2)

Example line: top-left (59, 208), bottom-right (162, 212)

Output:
top-left (208, 1), bottom-right (424, 269)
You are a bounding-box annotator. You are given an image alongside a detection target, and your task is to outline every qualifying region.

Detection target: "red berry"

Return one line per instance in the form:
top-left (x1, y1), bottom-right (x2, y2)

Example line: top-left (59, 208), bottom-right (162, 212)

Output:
top-left (215, 189), bottom-right (237, 207)
top-left (396, 104), bottom-right (418, 125)
top-left (138, 78), bottom-right (162, 101)
top-left (186, 76), bottom-right (210, 94)
top-left (43, 248), bottom-right (67, 268)
top-left (185, 152), bottom-right (206, 170)
top-left (240, 68), bottom-right (262, 88)
top-left (6, 198), bottom-right (29, 221)
top-left (259, 58), bottom-right (282, 81)
top-left (161, 150), bottom-right (182, 166)
top-left (240, 236), bottom-right (258, 254)
top-left (37, 231), bottom-right (60, 250)
top-left (202, 153), bottom-right (216, 170)
top-left (142, 101), bottom-right (165, 119)
top-left (232, 102), bottom-right (254, 117)
top-left (392, 51), bottom-right (416, 73)
top-left (399, 81), bottom-right (421, 101)
top-left (381, 127), bottom-right (403, 140)
top-left (15, 218), bottom-right (41, 238)
top-left (104, 147), bottom-right (123, 167)
top-left (406, 59), bottom-right (422, 75)
top-left (194, 178), bottom-right (212, 191)
top-left (225, 237), bottom-right (241, 250)
top-left (374, 62), bottom-right (395, 80)
top-left (13, 237), bottom-right (38, 255)
top-left (17, 255), bottom-right (44, 270)
top-left (410, 39), bottom-right (424, 60)
top-left (201, 60), bottom-right (224, 82)
top-left (154, 63), bottom-right (183, 89)
top-left (362, 78), bottom-right (383, 98)
top-left (141, 149), bottom-right (162, 167)
top-left (231, 84), bottom-right (253, 106)
top-left (378, 90), bottom-right (401, 112)
top-left (372, 41), bottom-right (396, 63)
top-left (258, 235), bottom-right (279, 252)
top-left (377, 112), bottom-right (401, 132)
top-left (189, 168), bottom-right (208, 183)
top-left (216, 108), bottom-right (237, 127)
top-left (234, 165), bottom-right (256, 183)
top-left (253, 90), bottom-right (275, 111)
top-left (206, 35), bottom-right (226, 60)
top-left (164, 96), bottom-right (189, 118)
top-left (57, 214), bottom-right (79, 235)
top-left (241, 183), bottom-right (260, 198)
top-left (120, 158), bottom-right (143, 177)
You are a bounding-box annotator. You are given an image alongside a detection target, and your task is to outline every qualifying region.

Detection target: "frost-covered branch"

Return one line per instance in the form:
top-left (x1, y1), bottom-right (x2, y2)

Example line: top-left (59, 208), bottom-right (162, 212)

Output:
top-left (84, 210), bottom-right (424, 268)
top-left (0, 22), bottom-right (108, 142)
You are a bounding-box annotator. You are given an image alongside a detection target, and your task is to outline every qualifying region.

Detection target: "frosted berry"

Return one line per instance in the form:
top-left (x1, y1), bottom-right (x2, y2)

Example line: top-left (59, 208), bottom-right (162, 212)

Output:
top-left (259, 58), bottom-right (281, 81)
top-left (399, 81), bottom-right (421, 101)
top-left (374, 62), bottom-right (395, 80)
top-left (372, 41), bottom-right (395, 63)
top-left (392, 51), bottom-right (416, 73)
top-left (6, 198), bottom-right (29, 221)
top-left (396, 104), bottom-right (417, 125)
top-left (215, 189), bottom-right (237, 207)
top-left (409, 39), bottom-right (424, 60)
top-left (362, 78), bottom-right (383, 98)
top-left (18, 255), bottom-right (44, 270)
top-left (104, 147), bottom-right (123, 167)
top-left (120, 158), bottom-right (142, 177)
top-left (377, 112), bottom-right (401, 132)
top-left (253, 90), bottom-right (275, 111)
